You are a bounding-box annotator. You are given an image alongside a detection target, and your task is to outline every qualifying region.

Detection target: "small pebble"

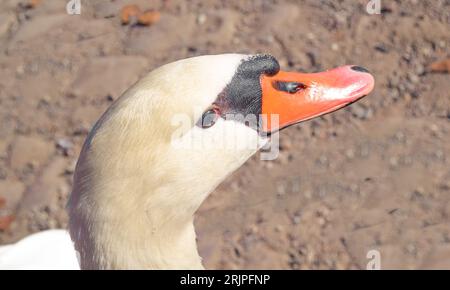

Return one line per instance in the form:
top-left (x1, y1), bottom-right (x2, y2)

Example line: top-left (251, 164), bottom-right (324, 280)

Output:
top-left (345, 149), bottom-right (355, 159)
top-left (374, 43), bottom-right (389, 53)
top-left (197, 14), bottom-right (207, 25)
top-left (389, 156), bottom-right (399, 167)
top-left (56, 138), bottom-right (74, 156)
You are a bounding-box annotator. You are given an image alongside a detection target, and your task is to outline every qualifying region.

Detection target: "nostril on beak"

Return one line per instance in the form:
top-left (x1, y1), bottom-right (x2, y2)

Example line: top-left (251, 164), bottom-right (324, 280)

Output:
top-left (351, 66), bottom-right (370, 73)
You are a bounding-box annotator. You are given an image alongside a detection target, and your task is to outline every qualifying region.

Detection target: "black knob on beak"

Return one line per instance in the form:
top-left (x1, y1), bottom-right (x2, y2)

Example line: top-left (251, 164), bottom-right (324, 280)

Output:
top-left (351, 66), bottom-right (370, 73)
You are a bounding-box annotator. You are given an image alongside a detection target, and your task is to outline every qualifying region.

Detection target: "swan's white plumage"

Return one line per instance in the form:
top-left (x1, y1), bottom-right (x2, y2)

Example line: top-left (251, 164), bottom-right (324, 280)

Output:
top-left (66, 54), bottom-right (263, 269)
top-left (0, 230), bottom-right (79, 269)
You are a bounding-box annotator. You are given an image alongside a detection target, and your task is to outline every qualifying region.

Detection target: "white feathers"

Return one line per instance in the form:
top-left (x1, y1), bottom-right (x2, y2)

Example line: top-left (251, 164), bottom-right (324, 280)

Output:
top-left (0, 230), bottom-right (79, 270)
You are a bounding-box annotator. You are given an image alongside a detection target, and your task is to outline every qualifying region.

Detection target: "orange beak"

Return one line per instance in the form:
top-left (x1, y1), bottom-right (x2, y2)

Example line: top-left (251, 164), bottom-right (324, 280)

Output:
top-left (261, 65), bottom-right (375, 132)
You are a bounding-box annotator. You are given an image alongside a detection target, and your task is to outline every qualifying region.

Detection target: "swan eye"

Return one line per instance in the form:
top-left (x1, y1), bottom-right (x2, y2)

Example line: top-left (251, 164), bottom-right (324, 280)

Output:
top-left (274, 81), bottom-right (307, 93)
top-left (201, 108), bottom-right (219, 128)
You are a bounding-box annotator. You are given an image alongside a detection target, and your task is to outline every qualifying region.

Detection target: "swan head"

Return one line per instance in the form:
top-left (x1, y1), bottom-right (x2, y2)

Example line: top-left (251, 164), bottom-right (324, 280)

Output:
top-left (68, 53), bottom-right (374, 269)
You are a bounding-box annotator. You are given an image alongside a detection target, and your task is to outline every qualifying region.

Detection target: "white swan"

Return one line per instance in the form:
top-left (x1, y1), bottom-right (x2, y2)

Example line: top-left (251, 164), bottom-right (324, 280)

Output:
top-left (0, 54), bottom-right (374, 269)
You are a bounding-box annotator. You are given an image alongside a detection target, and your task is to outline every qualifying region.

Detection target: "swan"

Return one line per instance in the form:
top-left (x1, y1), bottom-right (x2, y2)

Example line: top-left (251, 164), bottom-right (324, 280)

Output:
top-left (0, 54), bottom-right (374, 269)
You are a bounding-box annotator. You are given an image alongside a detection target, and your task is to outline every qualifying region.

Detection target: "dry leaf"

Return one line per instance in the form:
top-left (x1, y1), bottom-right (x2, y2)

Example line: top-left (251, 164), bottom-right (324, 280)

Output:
top-left (120, 4), bottom-right (141, 25)
top-left (0, 215), bottom-right (14, 231)
top-left (21, 0), bottom-right (41, 9)
top-left (137, 11), bottom-right (161, 26)
top-left (30, 0), bottom-right (42, 7)
top-left (429, 58), bottom-right (450, 73)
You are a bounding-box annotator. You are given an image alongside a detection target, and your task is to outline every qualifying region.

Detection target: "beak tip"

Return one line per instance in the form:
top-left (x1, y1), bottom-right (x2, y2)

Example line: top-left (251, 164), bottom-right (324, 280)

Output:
top-left (348, 65), bottom-right (375, 97)
top-left (364, 72), bottom-right (376, 95)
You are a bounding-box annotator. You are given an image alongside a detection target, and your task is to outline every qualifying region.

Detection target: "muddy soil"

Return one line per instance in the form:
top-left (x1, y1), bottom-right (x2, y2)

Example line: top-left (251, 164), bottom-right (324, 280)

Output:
top-left (0, 0), bottom-right (449, 269)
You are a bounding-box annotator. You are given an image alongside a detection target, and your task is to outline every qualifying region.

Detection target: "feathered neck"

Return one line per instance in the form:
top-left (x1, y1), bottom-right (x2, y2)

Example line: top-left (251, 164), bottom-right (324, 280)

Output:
top-left (69, 182), bottom-right (205, 269)
top-left (67, 54), bottom-right (261, 269)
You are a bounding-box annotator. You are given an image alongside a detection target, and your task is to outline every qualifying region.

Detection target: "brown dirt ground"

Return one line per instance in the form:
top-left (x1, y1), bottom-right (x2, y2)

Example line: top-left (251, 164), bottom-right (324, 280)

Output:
top-left (0, 0), bottom-right (449, 269)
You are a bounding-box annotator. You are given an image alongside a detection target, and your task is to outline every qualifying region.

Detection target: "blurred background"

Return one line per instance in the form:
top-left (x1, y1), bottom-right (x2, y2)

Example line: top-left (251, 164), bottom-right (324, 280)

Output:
top-left (0, 0), bottom-right (449, 269)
